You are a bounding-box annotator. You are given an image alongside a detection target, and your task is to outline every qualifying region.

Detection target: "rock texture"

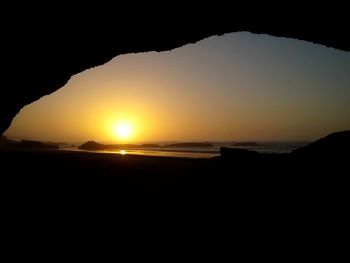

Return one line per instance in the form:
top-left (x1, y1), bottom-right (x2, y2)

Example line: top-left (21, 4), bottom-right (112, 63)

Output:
top-left (2, 8), bottom-right (349, 135)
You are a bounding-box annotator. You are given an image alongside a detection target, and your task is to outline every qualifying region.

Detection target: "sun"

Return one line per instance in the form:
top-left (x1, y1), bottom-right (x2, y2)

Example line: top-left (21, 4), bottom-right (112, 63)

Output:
top-left (113, 122), bottom-right (132, 139)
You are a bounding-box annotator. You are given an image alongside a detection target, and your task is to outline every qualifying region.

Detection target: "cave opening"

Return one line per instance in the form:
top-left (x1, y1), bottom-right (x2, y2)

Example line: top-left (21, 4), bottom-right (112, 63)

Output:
top-left (3, 32), bottom-right (350, 156)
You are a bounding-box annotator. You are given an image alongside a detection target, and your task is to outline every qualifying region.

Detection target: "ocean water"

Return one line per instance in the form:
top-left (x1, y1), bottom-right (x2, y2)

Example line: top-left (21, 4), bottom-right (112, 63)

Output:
top-left (60, 142), bottom-right (308, 159)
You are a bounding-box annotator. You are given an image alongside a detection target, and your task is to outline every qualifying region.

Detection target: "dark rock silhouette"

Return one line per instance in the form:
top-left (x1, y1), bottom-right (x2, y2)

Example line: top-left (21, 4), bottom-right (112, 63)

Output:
top-left (44, 141), bottom-right (68, 146)
top-left (79, 141), bottom-right (213, 150)
top-left (1, 138), bottom-right (59, 150)
top-left (78, 141), bottom-right (160, 150)
top-left (1, 10), bottom-right (349, 135)
top-left (78, 141), bottom-right (105, 150)
top-left (220, 147), bottom-right (260, 159)
top-left (0, 135), bottom-right (18, 148)
top-left (18, 140), bottom-right (59, 150)
top-left (292, 130), bottom-right (350, 158)
top-left (165, 143), bottom-right (213, 148)
top-left (233, 142), bottom-right (258, 146)
top-left (0, 130), bottom-right (349, 196)
top-left (78, 141), bottom-right (132, 150)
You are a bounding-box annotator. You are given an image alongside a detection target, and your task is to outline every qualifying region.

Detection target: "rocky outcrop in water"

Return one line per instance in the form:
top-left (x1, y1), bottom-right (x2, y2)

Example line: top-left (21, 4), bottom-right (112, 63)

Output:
top-left (78, 141), bottom-right (161, 150)
top-left (165, 143), bottom-right (213, 148)
top-left (78, 141), bottom-right (105, 150)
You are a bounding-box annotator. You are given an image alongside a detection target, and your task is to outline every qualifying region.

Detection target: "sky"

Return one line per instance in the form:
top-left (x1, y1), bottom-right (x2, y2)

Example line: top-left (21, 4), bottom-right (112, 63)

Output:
top-left (5, 32), bottom-right (350, 143)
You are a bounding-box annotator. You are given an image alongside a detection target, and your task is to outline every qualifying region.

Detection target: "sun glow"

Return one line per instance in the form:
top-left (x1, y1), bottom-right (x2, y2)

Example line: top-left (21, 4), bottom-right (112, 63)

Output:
top-left (113, 122), bottom-right (132, 140)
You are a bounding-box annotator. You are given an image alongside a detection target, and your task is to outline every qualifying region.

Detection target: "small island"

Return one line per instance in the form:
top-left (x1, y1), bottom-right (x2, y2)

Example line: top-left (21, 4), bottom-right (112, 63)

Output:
top-left (78, 141), bottom-right (161, 150)
top-left (164, 142), bottom-right (213, 148)
top-left (79, 141), bottom-right (134, 150)
top-left (78, 141), bottom-right (213, 150)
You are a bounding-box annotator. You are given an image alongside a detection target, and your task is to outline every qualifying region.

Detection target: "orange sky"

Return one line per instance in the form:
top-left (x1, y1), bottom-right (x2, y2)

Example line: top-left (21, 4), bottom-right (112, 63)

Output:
top-left (5, 32), bottom-right (350, 143)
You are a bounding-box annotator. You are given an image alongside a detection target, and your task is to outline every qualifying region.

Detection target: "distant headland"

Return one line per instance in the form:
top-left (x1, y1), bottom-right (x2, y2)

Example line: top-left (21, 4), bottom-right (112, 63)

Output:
top-left (165, 142), bottom-right (213, 148)
top-left (233, 142), bottom-right (258, 147)
top-left (78, 141), bottom-right (214, 150)
top-left (0, 136), bottom-right (59, 150)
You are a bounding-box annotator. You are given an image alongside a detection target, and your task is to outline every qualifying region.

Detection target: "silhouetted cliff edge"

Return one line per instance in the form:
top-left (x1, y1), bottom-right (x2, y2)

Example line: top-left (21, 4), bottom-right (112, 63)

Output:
top-left (291, 130), bottom-right (350, 158)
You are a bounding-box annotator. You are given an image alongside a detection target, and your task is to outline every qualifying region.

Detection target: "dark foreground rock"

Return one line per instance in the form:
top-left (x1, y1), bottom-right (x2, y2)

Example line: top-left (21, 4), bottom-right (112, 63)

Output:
top-left (292, 130), bottom-right (350, 159)
top-left (0, 135), bottom-right (17, 147)
top-left (0, 131), bottom-right (348, 196)
top-left (220, 147), bottom-right (260, 159)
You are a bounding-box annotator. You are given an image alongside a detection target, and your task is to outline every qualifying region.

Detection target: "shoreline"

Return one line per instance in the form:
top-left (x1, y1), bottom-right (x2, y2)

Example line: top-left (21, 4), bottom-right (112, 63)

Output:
top-left (0, 130), bottom-right (348, 193)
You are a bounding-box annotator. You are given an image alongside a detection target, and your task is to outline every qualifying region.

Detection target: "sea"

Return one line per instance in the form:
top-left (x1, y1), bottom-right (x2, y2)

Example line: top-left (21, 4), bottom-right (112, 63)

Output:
top-left (60, 142), bottom-right (308, 159)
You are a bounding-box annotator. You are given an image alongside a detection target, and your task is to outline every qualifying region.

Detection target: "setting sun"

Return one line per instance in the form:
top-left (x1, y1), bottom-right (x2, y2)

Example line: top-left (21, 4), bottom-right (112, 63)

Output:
top-left (114, 122), bottom-right (132, 140)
